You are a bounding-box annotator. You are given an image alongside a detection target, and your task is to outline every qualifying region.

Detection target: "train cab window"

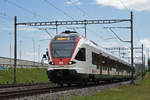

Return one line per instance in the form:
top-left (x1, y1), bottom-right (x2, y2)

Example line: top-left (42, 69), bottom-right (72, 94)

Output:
top-left (75, 48), bottom-right (86, 61)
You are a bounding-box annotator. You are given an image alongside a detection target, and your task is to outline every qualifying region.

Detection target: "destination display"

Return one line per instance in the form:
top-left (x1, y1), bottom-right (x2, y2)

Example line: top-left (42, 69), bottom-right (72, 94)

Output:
top-left (57, 37), bottom-right (70, 40)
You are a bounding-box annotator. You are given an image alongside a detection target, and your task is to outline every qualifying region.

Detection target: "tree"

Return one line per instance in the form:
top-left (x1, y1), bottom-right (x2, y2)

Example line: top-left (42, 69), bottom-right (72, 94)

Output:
top-left (148, 59), bottom-right (150, 72)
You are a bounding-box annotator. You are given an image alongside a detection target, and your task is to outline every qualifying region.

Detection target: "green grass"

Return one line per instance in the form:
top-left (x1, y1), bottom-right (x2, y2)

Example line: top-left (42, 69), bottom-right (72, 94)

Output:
top-left (70, 72), bottom-right (150, 100)
top-left (0, 68), bottom-right (49, 84)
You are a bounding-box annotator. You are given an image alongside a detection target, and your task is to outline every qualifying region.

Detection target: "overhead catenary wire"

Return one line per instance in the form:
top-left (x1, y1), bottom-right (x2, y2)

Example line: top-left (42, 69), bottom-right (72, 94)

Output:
top-left (0, 12), bottom-right (13, 20)
top-left (118, 1), bottom-right (141, 62)
top-left (40, 29), bottom-right (53, 38)
top-left (119, 0), bottom-right (130, 12)
top-left (42, 0), bottom-right (104, 40)
top-left (10, 0), bottom-right (134, 53)
top-left (6, 0), bottom-right (49, 20)
top-left (119, 0), bottom-right (142, 46)
top-left (133, 21), bottom-right (142, 46)
top-left (67, 0), bottom-right (91, 18)
top-left (43, 0), bottom-right (74, 20)
top-left (108, 28), bottom-right (130, 43)
top-left (0, 13), bottom-right (13, 27)
top-left (1, 0), bottom-right (55, 39)
top-left (66, 0), bottom-right (105, 40)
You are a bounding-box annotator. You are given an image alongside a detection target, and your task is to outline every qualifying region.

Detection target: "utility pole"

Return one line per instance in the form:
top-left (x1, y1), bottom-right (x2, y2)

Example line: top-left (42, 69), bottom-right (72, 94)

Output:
top-left (147, 50), bottom-right (150, 72)
top-left (147, 50), bottom-right (149, 60)
top-left (14, 16), bottom-right (17, 84)
top-left (56, 21), bottom-right (58, 34)
top-left (119, 48), bottom-right (121, 57)
top-left (32, 39), bottom-right (35, 66)
top-left (38, 44), bottom-right (40, 62)
top-left (84, 20), bottom-right (87, 38)
top-left (130, 11), bottom-right (134, 84)
top-left (144, 55), bottom-right (145, 75)
top-left (20, 40), bottom-right (22, 60)
top-left (142, 44), bottom-right (144, 79)
top-left (9, 32), bottom-right (12, 67)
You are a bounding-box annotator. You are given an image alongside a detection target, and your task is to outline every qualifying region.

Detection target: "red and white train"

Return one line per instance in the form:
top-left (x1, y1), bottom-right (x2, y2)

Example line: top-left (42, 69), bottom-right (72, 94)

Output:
top-left (46, 30), bottom-right (132, 85)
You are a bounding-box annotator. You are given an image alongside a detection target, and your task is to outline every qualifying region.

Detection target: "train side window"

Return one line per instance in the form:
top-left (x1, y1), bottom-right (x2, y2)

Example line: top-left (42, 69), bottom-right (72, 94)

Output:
top-left (92, 52), bottom-right (99, 69)
top-left (75, 48), bottom-right (86, 61)
top-left (102, 56), bottom-right (107, 70)
top-left (109, 59), bottom-right (113, 71)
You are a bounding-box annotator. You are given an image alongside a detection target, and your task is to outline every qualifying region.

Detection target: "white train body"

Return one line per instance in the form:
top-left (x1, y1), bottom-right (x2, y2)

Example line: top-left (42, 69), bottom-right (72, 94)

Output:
top-left (47, 31), bottom-right (132, 84)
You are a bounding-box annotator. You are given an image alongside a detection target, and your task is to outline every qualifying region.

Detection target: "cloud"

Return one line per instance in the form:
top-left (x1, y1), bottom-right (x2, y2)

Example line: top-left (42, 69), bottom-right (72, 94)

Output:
top-left (65, 0), bottom-right (81, 5)
top-left (95, 0), bottom-right (150, 12)
top-left (140, 39), bottom-right (150, 48)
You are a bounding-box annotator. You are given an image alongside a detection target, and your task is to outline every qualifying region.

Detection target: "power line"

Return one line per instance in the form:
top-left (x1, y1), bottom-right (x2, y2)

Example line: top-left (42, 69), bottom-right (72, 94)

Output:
top-left (119, 0), bottom-right (143, 61)
top-left (9, 32), bottom-right (12, 67)
top-left (68, 0), bottom-right (105, 39)
top-left (106, 28), bottom-right (130, 43)
top-left (66, 0), bottom-right (106, 41)
top-left (32, 38), bottom-right (36, 64)
top-left (67, 0), bottom-right (91, 18)
top-left (119, 0), bottom-right (130, 12)
top-left (6, 0), bottom-right (48, 20)
top-left (0, 12), bottom-right (13, 20)
top-left (119, 0), bottom-right (141, 48)
top-left (43, 0), bottom-right (104, 39)
top-left (42, 0), bottom-right (105, 40)
top-left (43, 0), bottom-right (74, 20)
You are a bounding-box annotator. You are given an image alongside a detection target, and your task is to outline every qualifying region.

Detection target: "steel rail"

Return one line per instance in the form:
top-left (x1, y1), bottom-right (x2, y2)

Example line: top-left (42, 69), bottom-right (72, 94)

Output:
top-left (0, 78), bottom-right (141, 99)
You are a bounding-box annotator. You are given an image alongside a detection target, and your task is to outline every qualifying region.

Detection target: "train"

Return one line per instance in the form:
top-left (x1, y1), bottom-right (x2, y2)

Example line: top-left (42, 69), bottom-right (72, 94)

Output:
top-left (45, 30), bottom-right (133, 85)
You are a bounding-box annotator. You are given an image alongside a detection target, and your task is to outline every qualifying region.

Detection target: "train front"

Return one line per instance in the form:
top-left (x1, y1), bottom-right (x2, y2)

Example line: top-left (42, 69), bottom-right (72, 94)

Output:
top-left (47, 31), bottom-right (82, 84)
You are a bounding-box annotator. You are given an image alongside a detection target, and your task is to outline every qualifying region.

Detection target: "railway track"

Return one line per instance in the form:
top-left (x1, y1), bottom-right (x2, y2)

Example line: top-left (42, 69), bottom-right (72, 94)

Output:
top-left (0, 82), bottom-right (52, 88)
top-left (0, 78), bottom-right (141, 99)
top-left (0, 82), bottom-right (54, 99)
top-left (0, 82), bottom-right (82, 99)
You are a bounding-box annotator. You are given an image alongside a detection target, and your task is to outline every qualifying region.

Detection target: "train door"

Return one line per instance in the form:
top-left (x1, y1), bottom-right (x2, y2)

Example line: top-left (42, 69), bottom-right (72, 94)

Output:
top-left (86, 46), bottom-right (92, 74)
top-left (74, 47), bottom-right (87, 71)
top-left (99, 53), bottom-right (102, 75)
top-left (107, 56), bottom-right (110, 75)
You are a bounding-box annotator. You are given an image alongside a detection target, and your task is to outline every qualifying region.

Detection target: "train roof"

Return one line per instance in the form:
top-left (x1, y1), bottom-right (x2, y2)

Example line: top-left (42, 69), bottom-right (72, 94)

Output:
top-left (54, 30), bottom-right (80, 37)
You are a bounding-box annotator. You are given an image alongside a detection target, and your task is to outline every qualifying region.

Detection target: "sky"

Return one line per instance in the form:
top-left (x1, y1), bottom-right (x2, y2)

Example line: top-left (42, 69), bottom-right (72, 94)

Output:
top-left (0, 0), bottom-right (150, 65)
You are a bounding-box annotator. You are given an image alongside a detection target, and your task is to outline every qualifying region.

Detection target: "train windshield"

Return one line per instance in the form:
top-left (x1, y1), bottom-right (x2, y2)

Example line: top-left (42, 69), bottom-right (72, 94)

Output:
top-left (51, 42), bottom-right (75, 58)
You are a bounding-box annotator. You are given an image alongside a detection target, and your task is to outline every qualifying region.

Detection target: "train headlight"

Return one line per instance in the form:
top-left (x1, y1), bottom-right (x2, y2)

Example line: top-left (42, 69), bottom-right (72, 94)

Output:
top-left (68, 61), bottom-right (72, 65)
top-left (49, 61), bottom-right (55, 65)
top-left (68, 61), bottom-right (76, 65)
